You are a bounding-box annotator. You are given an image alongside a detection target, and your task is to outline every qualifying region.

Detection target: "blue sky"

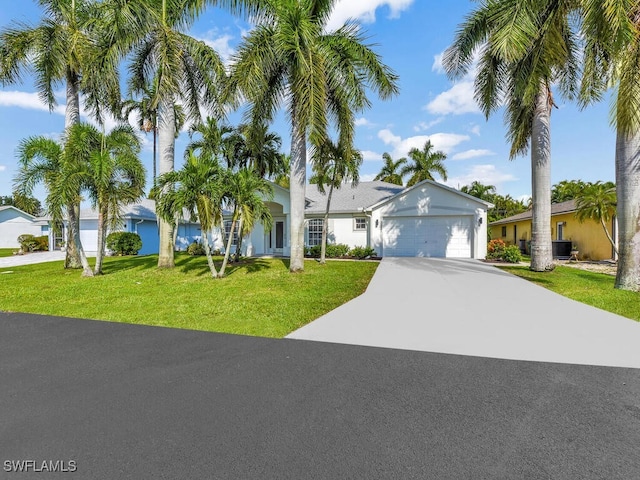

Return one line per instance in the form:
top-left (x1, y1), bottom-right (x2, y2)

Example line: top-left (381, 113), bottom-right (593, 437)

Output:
top-left (0, 0), bottom-right (617, 204)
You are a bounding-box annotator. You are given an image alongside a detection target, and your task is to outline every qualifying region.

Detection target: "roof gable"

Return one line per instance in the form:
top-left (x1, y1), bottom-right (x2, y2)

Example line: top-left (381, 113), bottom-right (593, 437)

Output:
top-left (489, 199), bottom-right (576, 225)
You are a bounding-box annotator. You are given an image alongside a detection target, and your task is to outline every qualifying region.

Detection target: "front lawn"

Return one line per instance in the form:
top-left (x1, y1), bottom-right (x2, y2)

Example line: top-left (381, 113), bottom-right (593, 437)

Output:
top-left (0, 248), bottom-right (16, 257)
top-left (497, 265), bottom-right (640, 322)
top-left (0, 254), bottom-right (379, 337)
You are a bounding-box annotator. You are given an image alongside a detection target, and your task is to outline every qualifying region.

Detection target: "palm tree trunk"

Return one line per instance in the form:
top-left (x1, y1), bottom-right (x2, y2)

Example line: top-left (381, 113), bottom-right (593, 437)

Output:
top-left (614, 129), bottom-right (640, 291)
top-left (234, 216), bottom-right (244, 262)
top-left (65, 70), bottom-right (80, 130)
top-left (529, 83), bottom-right (554, 272)
top-left (218, 214), bottom-right (238, 278)
top-left (600, 217), bottom-right (619, 257)
top-left (201, 229), bottom-right (218, 278)
top-left (157, 96), bottom-right (176, 268)
top-left (289, 120), bottom-right (306, 272)
top-left (64, 204), bottom-right (82, 269)
top-left (320, 182), bottom-right (336, 265)
top-left (67, 203), bottom-right (93, 277)
top-left (152, 127), bottom-right (157, 189)
top-left (94, 205), bottom-right (107, 275)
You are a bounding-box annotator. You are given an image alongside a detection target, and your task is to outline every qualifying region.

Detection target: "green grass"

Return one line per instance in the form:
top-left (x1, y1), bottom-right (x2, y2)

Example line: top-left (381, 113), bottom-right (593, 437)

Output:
top-left (0, 254), bottom-right (379, 337)
top-left (0, 248), bottom-right (16, 257)
top-left (497, 265), bottom-right (640, 322)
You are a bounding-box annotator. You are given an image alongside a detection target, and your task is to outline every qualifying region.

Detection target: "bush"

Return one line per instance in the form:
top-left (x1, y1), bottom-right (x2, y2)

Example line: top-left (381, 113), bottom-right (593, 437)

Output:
top-left (487, 238), bottom-right (521, 263)
top-left (349, 246), bottom-right (377, 259)
top-left (305, 243), bottom-right (350, 258)
top-left (106, 231), bottom-right (142, 255)
top-left (501, 245), bottom-right (522, 263)
top-left (17, 234), bottom-right (37, 252)
top-left (187, 241), bottom-right (206, 256)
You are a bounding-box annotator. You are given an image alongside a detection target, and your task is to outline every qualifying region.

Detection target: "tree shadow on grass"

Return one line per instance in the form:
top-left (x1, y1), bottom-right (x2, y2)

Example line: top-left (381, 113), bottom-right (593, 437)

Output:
top-left (101, 255), bottom-right (158, 274)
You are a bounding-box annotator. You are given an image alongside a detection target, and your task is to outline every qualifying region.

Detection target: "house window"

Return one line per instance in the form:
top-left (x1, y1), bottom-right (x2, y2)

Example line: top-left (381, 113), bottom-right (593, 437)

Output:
top-left (501, 226), bottom-right (507, 237)
top-left (223, 220), bottom-right (239, 245)
top-left (354, 218), bottom-right (366, 231)
top-left (308, 219), bottom-right (323, 247)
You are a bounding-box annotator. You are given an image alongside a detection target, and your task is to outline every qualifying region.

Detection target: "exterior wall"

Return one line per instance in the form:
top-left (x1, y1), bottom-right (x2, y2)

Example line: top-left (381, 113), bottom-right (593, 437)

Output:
top-left (0, 209), bottom-right (43, 248)
top-left (369, 183), bottom-right (489, 259)
top-left (490, 219), bottom-right (532, 250)
top-left (303, 214), bottom-right (369, 250)
top-left (134, 220), bottom-right (159, 256)
top-left (490, 213), bottom-right (616, 260)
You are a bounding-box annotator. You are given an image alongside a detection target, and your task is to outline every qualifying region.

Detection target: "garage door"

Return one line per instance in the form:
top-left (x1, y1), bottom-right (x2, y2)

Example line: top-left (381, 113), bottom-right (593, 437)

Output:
top-left (382, 216), bottom-right (472, 258)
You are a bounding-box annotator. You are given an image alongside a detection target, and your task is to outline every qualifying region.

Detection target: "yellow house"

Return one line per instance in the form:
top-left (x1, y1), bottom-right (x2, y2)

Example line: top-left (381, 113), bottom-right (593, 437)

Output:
top-left (488, 199), bottom-right (617, 261)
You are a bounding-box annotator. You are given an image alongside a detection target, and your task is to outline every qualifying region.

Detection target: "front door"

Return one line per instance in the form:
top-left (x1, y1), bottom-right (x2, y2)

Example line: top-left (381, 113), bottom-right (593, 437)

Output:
top-left (275, 221), bottom-right (284, 255)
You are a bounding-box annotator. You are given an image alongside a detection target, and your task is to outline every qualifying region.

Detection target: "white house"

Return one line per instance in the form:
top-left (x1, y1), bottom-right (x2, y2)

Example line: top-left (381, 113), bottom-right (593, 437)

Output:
top-left (3, 180), bottom-right (492, 259)
top-left (0, 206), bottom-right (48, 249)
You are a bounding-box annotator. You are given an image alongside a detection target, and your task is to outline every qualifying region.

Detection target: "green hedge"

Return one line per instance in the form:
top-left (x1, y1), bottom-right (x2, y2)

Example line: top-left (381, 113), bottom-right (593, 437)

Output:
top-left (106, 232), bottom-right (142, 255)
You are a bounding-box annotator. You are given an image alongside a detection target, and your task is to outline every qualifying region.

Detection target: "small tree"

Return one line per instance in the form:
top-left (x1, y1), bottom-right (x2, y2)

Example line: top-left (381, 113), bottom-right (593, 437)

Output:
top-left (574, 181), bottom-right (618, 257)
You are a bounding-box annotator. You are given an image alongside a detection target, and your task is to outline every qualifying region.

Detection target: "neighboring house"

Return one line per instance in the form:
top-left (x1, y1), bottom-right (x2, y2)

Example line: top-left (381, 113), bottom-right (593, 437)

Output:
top-left (0, 206), bottom-right (48, 248)
top-left (489, 199), bottom-right (617, 261)
top-left (6, 180), bottom-right (493, 259)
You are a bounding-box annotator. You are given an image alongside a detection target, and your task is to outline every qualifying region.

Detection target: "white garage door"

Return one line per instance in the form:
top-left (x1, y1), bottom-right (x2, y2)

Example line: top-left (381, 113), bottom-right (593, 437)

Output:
top-left (382, 216), bottom-right (473, 258)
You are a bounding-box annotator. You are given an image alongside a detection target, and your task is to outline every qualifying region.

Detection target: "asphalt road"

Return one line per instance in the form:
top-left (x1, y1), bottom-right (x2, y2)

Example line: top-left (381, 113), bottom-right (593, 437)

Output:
top-left (1, 312), bottom-right (639, 479)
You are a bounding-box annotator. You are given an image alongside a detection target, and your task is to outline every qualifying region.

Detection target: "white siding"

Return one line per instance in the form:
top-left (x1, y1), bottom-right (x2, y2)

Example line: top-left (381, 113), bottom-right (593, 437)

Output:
top-left (0, 209), bottom-right (42, 248)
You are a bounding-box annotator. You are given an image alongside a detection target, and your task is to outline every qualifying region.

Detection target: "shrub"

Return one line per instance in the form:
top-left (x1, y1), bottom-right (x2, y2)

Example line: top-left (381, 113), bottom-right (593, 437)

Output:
top-left (106, 231), bottom-right (142, 255)
top-left (34, 235), bottom-right (49, 251)
top-left (349, 246), bottom-right (377, 259)
top-left (17, 234), bottom-right (37, 252)
top-left (487, 238), bottom-right (521, 263)
top-left (187, 241), bottom-right (206, 256)
top-left (487, 238), bottom-right (506, 259)
top-left (305, 243), bottom-right (350, 258)
top-left (501, 245), bottom-right (522, 263)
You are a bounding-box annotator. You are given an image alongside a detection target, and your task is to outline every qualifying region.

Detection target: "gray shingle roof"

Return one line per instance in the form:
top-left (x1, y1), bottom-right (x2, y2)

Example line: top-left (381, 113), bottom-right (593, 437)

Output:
top-left (489, 199), bottom-right (576, 225)
top-left (79, 198), bottom-right (158, 221)
top-left (305, 181), bottom-right (404, 215)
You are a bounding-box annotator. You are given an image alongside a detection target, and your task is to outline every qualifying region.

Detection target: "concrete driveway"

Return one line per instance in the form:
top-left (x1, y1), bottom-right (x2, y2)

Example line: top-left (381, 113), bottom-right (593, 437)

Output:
top-left (0, 250), bottom-right (65, 267)
top-left (288, 258), bottom-right (640, 368)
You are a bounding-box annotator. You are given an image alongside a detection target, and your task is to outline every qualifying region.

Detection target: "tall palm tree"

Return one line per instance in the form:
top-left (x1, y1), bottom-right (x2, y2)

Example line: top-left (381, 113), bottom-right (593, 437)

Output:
top-left (574, 181), bottom-right (618, 258)
top-left (219, 168), bottom-right (273, 277)
top-left (76, 123), bottom-right (146, 275)
top-left (374, 152), bottom-right (406, 186)
top-left (227, 0), bottom-right (399, 272)
top-left (0, 0), bottom-right (120, 268)
top-left (153, 152), bottom-right (226, 279)
top-left (444, 0), bottom-right (581, 272)
top-left (401, 140), bottom-right (448, 187)
top-left (580, 0), bottom-right (640, 290)
top-left (186, 117), bottom-right (234, 161)
top-left (241, 123), bottom-right (286, 179)
top-left (126, 0), bottom-right (242, 269)
top-left (310, 140), bottom-right (362, 264)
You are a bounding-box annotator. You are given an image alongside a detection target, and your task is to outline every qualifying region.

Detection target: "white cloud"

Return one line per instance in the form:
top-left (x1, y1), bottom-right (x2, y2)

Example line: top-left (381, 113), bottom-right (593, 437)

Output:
top-left (0, 165), bottom-right (6, 172)
top-left (377, 128), bottom-right (470, 158)
top-left (197, 30), bottom-right (236, 64)
top-left (327, 0), bottom-right (414, 31)
top-left (413, 118), bottom-right (443, 132)
top-left (0, 90), bottom-right (66, 116)
top-left (445, 164), bottom-right (517, 190)
top-left (451, 149), bottom-right (494, 161)
top-left (360, 150), bottom-right (382, 161)
top-left (360, 173), bottom-right (377, 182)
top-left (432, 53), bottom-right (444, 74)
top-left (470, 125), bottom-right (481, 136)
top-left (355, 117), bottom-right (371, 127)
top-left (424, 81), bottom-right (480, 116)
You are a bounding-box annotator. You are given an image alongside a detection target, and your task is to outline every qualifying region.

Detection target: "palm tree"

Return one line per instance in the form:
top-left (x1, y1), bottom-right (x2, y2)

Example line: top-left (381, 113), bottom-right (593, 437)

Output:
top-left (186, 117), bottom-right (234, 162)
top-left (551, 179), bottom-right (587, 203)
top-left (310, 141), bottom-right (362, 264)
top-left (14, 132), bottom-right (93, 276)
top-left (0, 0), bottom-right (120, 268)
top-left (574, 181), bottom-right (618, 258)
top-left (374, 152), bottom-right (406, 186)
top-left (444, 0), bottom-right (581, 272)
top-left (153, 153), bottom-right (226, 279)
top-left (461, 181), bottom-right (496, 201)
top-left (76, 123), bottom-right (146, 275)
top-left (227, 0), bottom-right (399, 272)
top-left (579, 0), bottom-right (640, 290)
top-left (401, 140), bottom-right (448, 187)
top-left (219, 168), bottom-right (273, 277)
top-left (241, 123), bottom-right (286, 179)
top-left (126, 0), bottom-right (237, 269)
